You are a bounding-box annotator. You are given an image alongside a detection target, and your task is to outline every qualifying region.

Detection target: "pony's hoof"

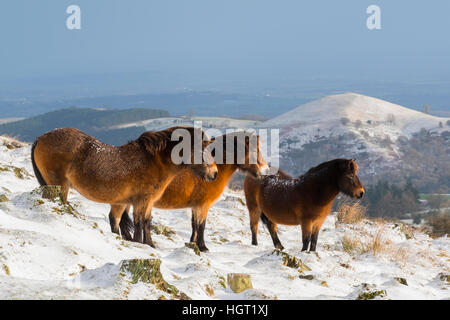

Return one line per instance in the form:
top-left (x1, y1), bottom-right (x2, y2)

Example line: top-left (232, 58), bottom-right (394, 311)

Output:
top-left (199, 245), bottom-right (209, 253)
top-left (275, 245), bottom-right (284, 251)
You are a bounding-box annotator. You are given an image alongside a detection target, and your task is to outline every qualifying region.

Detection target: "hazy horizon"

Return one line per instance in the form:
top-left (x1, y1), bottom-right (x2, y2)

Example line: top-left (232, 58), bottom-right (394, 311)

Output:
top-left (1, 1), bottom-right (450, 115)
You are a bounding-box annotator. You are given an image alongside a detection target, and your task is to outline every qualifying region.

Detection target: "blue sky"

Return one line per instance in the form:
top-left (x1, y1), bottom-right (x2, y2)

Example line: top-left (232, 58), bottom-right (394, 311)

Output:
top-left (1, 0), bottom-right (449, 86)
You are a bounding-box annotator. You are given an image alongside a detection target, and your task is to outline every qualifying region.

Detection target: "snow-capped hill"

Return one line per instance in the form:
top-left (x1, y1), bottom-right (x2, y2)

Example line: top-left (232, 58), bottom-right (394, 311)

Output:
top-left (0, 136), bottom-right (449, 299)
top-left (265, 92), bottom-right (447, 139)
top-left (262, 93), bottom-right (450, 184)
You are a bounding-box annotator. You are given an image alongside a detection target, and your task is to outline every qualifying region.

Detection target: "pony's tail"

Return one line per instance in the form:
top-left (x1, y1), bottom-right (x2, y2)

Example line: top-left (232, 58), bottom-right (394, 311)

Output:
top-left (31, 140), bottom-right (47, 186)
top-left (260, 212), bottom-right (272, 227)
top-left (119, 209), bottom-right (134, 238)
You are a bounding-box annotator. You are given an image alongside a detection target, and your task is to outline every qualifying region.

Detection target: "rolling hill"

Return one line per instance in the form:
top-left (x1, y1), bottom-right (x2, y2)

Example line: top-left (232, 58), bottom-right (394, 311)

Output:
top-left (0, 107), bottom-right (169, 145)
top-left (262, 93), bottom-right (450, 192)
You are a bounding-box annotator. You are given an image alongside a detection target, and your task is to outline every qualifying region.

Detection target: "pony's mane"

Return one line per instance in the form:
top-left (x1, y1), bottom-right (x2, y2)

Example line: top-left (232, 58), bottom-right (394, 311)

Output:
top-left (302, 159), bottom-right (349, 178)
top-left (135, 126), bottom-right (198, 156)
top-left (276, 168), bottom-right (292, 178)
top-left (215, 131), bottom-right (255, 151)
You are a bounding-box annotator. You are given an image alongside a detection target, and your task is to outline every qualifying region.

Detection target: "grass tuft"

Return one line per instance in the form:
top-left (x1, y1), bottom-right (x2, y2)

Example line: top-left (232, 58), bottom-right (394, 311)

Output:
top-left (336, 201), bottom-right (366, 224)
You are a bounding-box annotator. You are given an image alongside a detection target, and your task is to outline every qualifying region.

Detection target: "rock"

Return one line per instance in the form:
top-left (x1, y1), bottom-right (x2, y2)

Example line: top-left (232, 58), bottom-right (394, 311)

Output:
top-left (438, 273), bottom-right (450, 283)
top-left (185, 242), bottom-right (201, 256)
top-left (120, 259), bottom-right (190, 300)
top-left (40, 185), bottom-right (62, 200)
top-left (356, 289), bottom-right (387, 300)
top-left (299, 274), bottom-right (315, 280)
top-left (227, 273), bottom-right (253, 293)
top-left (394, 277), bottom-right (408, 286)
top-left (151, 224), bottom-right (176, 238)
top-left (0, 194), bottom-right (9, 202)
top-left (13, 167), bottom-right (25, 179)
top-left (236, 198), bottom-right (246, 206)
top-left (272, 249), bottom-right (311, 272)
top-left (52, 202), bottom-right (78, 216)
top-left (3, 264), bottom-right (10, 276)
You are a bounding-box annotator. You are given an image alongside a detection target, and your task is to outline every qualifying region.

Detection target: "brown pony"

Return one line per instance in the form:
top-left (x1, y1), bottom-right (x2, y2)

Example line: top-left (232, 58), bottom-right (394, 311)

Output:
top-left (114, 131), bottom-right (269, 252)
top-left (244, 159), bottom-right (364, 251)
top-left (31, 126), bottom-right (218, 247)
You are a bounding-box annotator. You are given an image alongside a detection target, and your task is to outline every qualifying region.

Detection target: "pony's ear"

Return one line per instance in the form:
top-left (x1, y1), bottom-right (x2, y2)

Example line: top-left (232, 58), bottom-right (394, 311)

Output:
top-left (349, 159), bottom-right (358, 173)
top-left (339, 159), bottom-right (354, 173)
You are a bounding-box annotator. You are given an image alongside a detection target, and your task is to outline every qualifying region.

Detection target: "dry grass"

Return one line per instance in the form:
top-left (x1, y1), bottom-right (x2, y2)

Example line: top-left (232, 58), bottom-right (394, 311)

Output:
top-left (341, 234), bottom-right (369, 255)
top-left (426, 210), bottom-right (450, 238)
top-left (336, 201), bottom-right (366, 224)
top-left (370, 228), bottom-right (386, 256)
top-left (341, 228), bottom-right (394, 258)
top-left (205, 284), bottom-right (215, 297)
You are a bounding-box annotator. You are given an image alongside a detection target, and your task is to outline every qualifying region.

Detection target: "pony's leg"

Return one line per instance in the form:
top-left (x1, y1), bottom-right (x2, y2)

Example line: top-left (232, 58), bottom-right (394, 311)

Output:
top-left (310, 233), bottom-right (319, 252)
top-left (108, 204), bottom-right (127, 235)
top-left (196, 207), bottom-right (210, 252)
top-left (142, 206), bottom-right (155, 248)
top-left (264, 219), bottom-right (284, 251)
top-left (133, 209), bottom-right (144, 244)
top-left (190, 209), bottom-right (198, 243)
top-left (119, 205), bottom-right (133, 241)
top-left (192, 207), bottom-right (209, 252)
top-left (310, 217), bottom-right (326, 252)
top-left (60, 180), bottom-right (70, 204)
top-left (249, 208), bottom-right (262, 246)
top-left (301, 220), bottom-right (313, 251)
top-left (196, 219), bottom-right (209, 252)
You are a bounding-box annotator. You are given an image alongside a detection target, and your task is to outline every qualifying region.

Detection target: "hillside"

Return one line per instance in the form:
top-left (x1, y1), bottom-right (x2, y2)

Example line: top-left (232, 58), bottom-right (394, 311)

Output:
top-left (0, 107), bottom-right (169, 144)
top-left (263, 93), bottom-right (450, 192)
top-left (0, 136), bottom-right (449, 299)
top-left (110, 116), bottom-right (262, 132)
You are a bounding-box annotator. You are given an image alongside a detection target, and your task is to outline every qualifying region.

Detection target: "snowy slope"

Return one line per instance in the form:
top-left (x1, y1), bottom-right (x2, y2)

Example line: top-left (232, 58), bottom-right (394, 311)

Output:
top-left (0, 136), bottom-right (449, 300)
top-left (110, 116), bottom-right (261, 132)
top-left (264, 93), bottom-right (450, 150)
top-left (262, 93), bottom-right (450, 179)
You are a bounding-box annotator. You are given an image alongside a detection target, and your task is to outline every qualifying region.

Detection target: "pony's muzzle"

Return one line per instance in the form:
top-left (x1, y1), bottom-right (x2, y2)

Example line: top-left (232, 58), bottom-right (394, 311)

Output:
top-left (206, 170), bottom-right (218, 182)
top-left (260, 164), bottom-right (270, 176)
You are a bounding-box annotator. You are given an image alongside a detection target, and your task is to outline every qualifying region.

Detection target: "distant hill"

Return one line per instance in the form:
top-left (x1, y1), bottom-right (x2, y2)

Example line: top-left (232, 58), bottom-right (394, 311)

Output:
top-left (262, 93), bottom-right (450, 192)
top-left (0, 107), bottom-right (169, 145)
top-left (0, 91), bottom-right (304, 118)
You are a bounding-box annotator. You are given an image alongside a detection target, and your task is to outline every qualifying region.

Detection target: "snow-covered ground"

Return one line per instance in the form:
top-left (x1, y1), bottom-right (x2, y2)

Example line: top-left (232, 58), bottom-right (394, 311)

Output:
top-left (0, 136), bottom-right (449, 300)
top-left (109, 116), bottom-right (261, 132)
top-left (0, 118), bottom-right (24, 125)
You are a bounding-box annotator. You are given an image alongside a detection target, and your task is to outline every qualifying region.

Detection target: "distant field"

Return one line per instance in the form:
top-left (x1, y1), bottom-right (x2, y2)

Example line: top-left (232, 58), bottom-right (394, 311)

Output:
top-left (0, 118), bottom-right (24, 125)
top-left (419, 194), bottom-right (450, 200)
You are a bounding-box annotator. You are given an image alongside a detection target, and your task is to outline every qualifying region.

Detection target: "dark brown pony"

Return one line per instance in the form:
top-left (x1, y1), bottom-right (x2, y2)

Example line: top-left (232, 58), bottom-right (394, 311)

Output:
top-left (31, 126), bottom-right (218, 247)
top-left (244, 159), bottom-right (364, 251)
top-left (114, 131), bottom-right (269, 252)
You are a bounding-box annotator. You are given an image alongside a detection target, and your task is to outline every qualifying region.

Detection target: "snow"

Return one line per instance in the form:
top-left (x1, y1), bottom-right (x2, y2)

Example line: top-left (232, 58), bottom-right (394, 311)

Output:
top-left (0, 136), bottom-right (449, 300)
top-left (261, 93), bottom-right (450, 177)
top-left (263, 93), bottom-right (450, 149)
top-left (109, 116), bottom-right (261, 132)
